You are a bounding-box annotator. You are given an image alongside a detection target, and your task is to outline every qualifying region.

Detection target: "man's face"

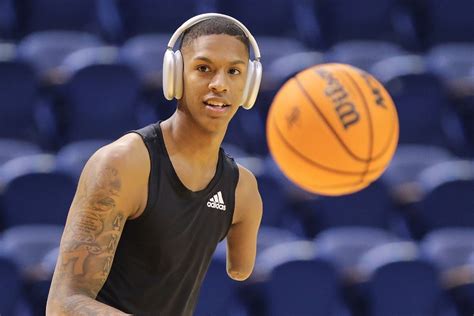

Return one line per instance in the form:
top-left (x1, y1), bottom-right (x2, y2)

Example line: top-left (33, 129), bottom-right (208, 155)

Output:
top-left (180, 34), bottom-right (249, 132)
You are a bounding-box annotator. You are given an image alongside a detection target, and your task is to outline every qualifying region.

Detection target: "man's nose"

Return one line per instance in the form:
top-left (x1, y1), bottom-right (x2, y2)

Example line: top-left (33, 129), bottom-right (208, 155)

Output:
top-left (208, 70), bottom-right (228, 93)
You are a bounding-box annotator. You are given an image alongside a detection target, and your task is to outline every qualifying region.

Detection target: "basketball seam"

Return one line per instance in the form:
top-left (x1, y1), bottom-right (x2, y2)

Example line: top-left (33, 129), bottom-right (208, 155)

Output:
top-left (372, 120), bottom-right (397, 161)
top-left (342, 69), bottom-right (398, 168)
top-left (365, 78), bottom-right (398, 162)
top-left (340, 68), bottom-right (373, 185)
top-left (295, 75), bottom-right (370, 163)
top-left (270, 110), bottom-right (385, 176)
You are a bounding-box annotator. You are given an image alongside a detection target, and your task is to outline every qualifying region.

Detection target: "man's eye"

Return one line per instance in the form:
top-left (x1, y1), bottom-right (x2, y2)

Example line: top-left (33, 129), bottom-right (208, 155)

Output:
top-left (197, 66), bottom-right (210, 72)
top-left (229, 68), bottom-right (241, 75)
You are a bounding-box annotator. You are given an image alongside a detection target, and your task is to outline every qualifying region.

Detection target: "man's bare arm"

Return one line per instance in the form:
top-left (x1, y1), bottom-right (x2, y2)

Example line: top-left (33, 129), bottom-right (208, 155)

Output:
top-left (47, 137), bottom-right (148, 315)
top-left (226, 165), bottom-right (263, 281)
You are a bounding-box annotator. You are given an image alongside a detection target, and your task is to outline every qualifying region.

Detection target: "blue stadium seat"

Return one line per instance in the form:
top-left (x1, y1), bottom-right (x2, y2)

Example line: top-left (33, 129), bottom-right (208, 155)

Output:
top-left (256, 240), bottom-right (316, 277)
top-left (264, 51), bottom-right (324, 89)
top-left (1, 225), bottom-right (63, 273)
top-left (410, 160), bottom-right (474, 238)
top-left (256, 37), bottom-right (311, 83)
top-left (2, 169), bottom-right (75, 228)
top-left (418, 160), bottom-right (474, 198)
top-left (119, 34), bottom-right (169, 88)
top-left (324, 40), bottom-right (407, 72)
top-left (224, 107), bottom-right (267, 156)
top-left (315, 227), bottom-right (401, 280)
top-left (257, 35), bottom-right (309, 61)
top-left (381, 144), bottom-right (454, 205)
top-left (214, 0), bottom-right (300, 38)
top-left (453, 81), bottom-right (474, 156)
top-left (119, 33), bottom-right (180, 123)
top-left (24, 278), bottom-right (51, 316)
top-left (447, 254), bottom-right (474, 315)
top-left (359, 242), bottom-right (457, 316)
top-left (419, 0), bottom-right (474, 46)
top-left (13, 0), bottom-right (100, 37)
top-left (24, 246), bottom-right (59, 314)
top-left (383, 145), bottom-right (454, 189)
top-left (20, 245), bottom-right (59, 315)
top-left (253, 173), bottom-right (292, 229)
top-left (369, 260), bottom-right (449, 316)
top-left (0, 57), bottom-right (40, 142)
top-left (18, 31), bottom-right (103, 82)
top-left (259, 50), bottom-right (324, 121)
top-left (449, 280), bottom-right (474, 316)
top-left (312, 0), bottom-right (418, 49)
top-left (0, 139), bottom-right (42, 166)
top-left (372, 55), bottom-right (457, 148)
top-left (266, 258), bottom-right (350, 316)
top-left (296, 180), bottom-right (396, 237)
top-left (241, 240), bottom-right (318, 316)
top-left (427, 43), bottom-right (474, 82)
top-left (0, 153), bottom-right (56, 182)
top-left (194, 257), bottom-right (244, 316)
top-left (55, 139), bottom-right (110, 180)
top-left (39, 246), bottom-right (59, 276)
top-left (255, 226), bottom-right (301, 255)
top-left (2, 228), bottom-right (58, 316)
top-left (57, 47), bottom-right (141, 144)
top-left (0, 254), bottom-right (23, 315)
top-left (0, 0), bottom-right (15, 38)
top-left (422, 228), bottom-right (474, 271)
top-left (114, 0), bottom-right (203, 40)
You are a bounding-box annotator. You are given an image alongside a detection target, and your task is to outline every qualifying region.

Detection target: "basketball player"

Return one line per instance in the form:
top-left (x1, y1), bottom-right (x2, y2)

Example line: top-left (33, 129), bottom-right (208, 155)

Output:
top-left (46, 13), bottom-right (263, 315)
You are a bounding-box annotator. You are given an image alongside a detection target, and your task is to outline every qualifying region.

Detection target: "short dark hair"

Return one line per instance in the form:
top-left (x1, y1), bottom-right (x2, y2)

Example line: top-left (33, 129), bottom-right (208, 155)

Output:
top-left (179, 16), bottom-right (250, 55)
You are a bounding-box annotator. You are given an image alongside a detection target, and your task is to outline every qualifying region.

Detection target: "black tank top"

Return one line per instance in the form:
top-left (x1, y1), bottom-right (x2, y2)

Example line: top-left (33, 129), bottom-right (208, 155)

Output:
top-left (96, 122), bottom-right (239, 315)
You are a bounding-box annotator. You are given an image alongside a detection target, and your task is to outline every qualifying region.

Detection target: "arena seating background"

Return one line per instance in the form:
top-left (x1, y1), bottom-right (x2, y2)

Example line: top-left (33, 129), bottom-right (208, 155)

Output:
top-left (0, 0), bottom-right (473, 315)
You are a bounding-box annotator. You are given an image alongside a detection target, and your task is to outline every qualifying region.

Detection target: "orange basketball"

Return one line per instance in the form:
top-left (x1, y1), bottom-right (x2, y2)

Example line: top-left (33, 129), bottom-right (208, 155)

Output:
top-left (266, 63), bottom-right (399, 196)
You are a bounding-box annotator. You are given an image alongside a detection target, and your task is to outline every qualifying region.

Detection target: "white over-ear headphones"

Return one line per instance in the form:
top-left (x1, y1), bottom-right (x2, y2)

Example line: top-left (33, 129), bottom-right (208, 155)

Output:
top-left (162, 13), bottom-right (262, 110)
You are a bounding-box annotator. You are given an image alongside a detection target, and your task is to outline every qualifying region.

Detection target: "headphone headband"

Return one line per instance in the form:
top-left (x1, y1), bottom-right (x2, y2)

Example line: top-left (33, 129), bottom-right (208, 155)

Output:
top-left (166, 13), bottom-right (261, 60)
top-left (163, 13), bottom-right (262, 109)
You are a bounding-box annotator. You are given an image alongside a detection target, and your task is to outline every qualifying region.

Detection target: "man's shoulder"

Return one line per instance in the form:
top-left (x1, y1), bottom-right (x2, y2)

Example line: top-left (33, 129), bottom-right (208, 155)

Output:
top-left (91, 133), bottom-right (150, 174)
top-left (233, 163), bottom-right (263, 224)
top-left (235, 163), bottom-right (260, 198)
top-left (236, 164), bottom-right (256, 183)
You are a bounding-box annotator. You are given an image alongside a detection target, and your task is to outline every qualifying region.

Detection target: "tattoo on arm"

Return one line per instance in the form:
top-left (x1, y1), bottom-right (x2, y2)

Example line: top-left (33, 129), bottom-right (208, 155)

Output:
top-left (48, 167), bottom-right (130, 314)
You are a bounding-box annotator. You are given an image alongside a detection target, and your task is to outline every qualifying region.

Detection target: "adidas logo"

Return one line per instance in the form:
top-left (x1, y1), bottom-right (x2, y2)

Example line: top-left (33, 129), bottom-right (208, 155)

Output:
top-left (207, 191), bottom-right (226, 211)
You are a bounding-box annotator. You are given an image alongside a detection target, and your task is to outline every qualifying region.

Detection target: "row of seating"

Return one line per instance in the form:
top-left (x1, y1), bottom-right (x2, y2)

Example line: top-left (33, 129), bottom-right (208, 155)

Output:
top-left (5, 34), bottom-right (473, 90)
top-left (1, 0), bottom-right (473, 50)
top-left (1, 41), bottom-right (473, 156)
top-left (1, 148), bottom-right (474, 239)
top-left (1, 225), bottom-right (474, 315)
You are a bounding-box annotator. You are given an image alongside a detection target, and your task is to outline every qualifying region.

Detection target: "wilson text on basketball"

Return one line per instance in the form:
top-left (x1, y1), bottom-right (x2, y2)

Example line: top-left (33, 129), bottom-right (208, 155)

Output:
top-left (315, 69), bottom-right (360, 130)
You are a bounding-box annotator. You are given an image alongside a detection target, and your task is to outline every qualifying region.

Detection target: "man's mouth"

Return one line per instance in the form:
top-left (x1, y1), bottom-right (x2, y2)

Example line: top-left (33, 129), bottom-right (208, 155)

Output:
top-left (203, 100), bottom-right (230, 108)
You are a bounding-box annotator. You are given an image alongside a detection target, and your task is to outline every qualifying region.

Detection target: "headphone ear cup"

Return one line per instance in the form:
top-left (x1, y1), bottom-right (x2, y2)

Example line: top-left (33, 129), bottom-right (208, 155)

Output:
top-left (241, 60), bottom-right (254, 108)
top-left (242, 60), bottom-right (262, 110)
top-left (163, 49), bottom-right (175, 100)
top-left (174, 50), bottom-right (183, 99)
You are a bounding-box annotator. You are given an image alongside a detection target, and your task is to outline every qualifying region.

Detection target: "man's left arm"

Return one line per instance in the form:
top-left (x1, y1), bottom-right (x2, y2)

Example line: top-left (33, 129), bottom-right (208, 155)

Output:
top-left (226, 165), bottom-right (263, 281)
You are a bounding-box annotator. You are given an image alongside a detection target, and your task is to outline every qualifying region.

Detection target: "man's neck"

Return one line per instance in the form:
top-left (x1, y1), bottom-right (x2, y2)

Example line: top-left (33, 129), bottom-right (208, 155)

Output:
top-left (160, 113), bottom-right (225, 167)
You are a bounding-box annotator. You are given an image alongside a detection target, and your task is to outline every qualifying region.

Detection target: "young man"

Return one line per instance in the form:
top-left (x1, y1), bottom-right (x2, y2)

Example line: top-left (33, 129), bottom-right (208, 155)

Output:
top-left (46, 14), bottom-right (263, 315)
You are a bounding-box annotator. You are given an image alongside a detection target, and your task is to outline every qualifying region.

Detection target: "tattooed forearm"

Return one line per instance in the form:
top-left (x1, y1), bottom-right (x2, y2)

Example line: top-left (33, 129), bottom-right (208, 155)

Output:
top-left (48, 166), bottom-right (130, 315)
top-left (60, 294), bottom-right (129, 316)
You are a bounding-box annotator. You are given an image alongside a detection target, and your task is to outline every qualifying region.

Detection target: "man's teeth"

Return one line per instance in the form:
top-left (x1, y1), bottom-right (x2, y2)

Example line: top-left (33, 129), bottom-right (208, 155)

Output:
top-left (206, 101), bottom-right (227, 107)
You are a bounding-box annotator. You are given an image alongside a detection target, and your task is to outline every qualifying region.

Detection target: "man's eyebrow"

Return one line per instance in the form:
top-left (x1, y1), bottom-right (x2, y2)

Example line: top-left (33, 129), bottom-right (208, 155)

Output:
top-left (230, 60), bottom-right (246, 66)
top-left (194, 56), bottom-right (213, 64)
top-left (193, 56), bottom-right (246, 66)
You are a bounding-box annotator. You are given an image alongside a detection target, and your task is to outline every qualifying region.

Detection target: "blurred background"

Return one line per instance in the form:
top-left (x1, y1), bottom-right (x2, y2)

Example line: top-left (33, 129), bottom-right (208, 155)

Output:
top-left (0, 0), bottom-right (473, 315)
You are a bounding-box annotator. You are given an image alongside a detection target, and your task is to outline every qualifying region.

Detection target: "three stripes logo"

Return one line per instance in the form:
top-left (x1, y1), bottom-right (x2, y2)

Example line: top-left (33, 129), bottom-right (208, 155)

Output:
top-left (207, 191), bottom-right (226, 211)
